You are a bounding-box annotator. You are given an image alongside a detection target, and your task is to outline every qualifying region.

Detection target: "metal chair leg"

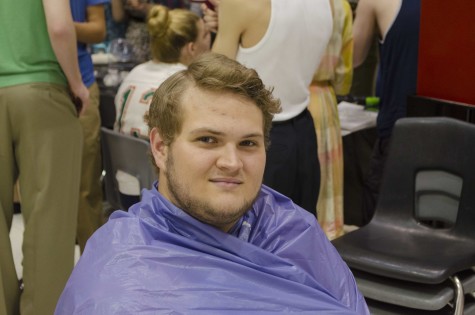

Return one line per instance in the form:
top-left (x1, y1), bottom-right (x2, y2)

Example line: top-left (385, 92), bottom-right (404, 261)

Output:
top-left (450, 275), bottom-right (464, 315)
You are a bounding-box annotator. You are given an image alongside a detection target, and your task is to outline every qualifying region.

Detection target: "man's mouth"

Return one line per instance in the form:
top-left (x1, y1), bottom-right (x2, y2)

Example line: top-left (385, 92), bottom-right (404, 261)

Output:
top-left (209, 178), bottom-right (243, 187)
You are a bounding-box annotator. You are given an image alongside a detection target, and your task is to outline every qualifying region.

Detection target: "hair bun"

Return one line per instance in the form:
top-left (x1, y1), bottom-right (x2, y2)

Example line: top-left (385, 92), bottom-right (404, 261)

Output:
top-left (147, 5), bottom-right (170, 38)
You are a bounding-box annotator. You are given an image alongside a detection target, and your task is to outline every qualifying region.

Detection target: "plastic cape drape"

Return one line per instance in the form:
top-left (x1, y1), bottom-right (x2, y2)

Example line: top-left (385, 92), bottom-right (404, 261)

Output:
top-left (56, 185), bottom-right (369, 314)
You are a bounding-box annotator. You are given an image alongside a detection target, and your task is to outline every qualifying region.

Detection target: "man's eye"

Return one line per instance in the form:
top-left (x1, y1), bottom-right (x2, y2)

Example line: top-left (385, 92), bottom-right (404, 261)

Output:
top-left (198, 136), bottom-right (216, 144)
top-left (240, 140), bottom-right (257, 147)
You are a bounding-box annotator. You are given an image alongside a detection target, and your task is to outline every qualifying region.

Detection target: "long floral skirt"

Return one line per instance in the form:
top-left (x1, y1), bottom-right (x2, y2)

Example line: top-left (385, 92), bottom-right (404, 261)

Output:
top-left (308, 84), bottom-right (344, 240)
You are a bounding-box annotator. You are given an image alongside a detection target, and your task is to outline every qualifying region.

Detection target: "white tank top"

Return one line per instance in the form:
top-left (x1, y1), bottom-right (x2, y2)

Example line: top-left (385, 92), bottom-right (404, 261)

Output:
top-left (237, 0), bottom-right (332, 121)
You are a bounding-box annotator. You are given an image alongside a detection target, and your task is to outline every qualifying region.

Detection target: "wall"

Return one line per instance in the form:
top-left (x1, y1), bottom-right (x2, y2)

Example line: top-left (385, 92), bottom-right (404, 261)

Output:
top-left (417, 0), bottom-right (475, 106)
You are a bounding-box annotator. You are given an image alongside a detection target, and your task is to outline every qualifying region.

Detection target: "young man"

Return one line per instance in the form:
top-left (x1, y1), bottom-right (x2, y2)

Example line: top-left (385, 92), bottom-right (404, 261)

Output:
top-left (0, 0), bottom-right (89, 313)
top-left (55, 53), bottom-right (369, 314)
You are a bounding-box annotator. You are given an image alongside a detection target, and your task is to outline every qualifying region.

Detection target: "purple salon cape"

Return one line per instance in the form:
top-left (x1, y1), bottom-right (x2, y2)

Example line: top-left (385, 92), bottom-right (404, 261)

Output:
top-left (56, 185), bottom-right (369, 314)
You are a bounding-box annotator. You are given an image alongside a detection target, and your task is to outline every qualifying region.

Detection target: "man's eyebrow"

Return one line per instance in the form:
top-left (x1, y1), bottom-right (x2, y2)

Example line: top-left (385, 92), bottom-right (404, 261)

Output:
top-left (189, 128), bottom-right (224, 136)
top-left (241, 133), bottom-right (264, 139)
top-left (189, 128), bottom-right (264, 138)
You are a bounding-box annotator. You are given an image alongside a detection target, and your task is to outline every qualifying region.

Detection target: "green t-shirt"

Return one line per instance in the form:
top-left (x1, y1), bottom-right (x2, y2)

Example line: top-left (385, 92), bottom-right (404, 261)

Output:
top-left (0, 0), bottom-right (67, 88)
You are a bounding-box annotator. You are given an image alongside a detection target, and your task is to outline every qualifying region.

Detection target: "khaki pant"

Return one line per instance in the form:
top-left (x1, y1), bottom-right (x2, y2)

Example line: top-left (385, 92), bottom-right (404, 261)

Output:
top-left (77, 82), bottom-right (105, 252)
top-left (0, 83), bottom-right (82, 315)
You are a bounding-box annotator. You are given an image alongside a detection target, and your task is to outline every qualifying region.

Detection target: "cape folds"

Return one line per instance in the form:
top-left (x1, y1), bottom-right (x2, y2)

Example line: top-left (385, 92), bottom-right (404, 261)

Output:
top-left (56, 185), bottom-right (369, 314)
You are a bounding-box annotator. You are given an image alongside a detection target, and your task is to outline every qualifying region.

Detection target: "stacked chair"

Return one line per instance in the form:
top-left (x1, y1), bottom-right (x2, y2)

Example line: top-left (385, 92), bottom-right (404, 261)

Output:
top-left (333, 117), bottom-right (475, 314)
top-left (99, 89), bottom-right (117, 129)
top-left (100, 127), bottom-right (155, 211)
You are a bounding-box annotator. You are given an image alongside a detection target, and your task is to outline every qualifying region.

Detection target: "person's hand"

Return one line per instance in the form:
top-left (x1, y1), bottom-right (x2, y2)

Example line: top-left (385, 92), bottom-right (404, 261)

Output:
top-left (70, 83), bottom-right (90, 116)
top-left (201, 0), bottom-right (220, 33)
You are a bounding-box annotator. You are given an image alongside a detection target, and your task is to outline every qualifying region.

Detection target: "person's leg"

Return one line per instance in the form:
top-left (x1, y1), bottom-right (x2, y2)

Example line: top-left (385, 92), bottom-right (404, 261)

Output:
top-left (362, 136), bottom-right (391, 225)
top-left (263, 110), bottom-right (320, 215)
top-left (0, 85), bottom-right (21, 315)
top-left (77, 82), bottom-right (104, 252)
top-left (263, 121), bottom-right (298, 202)
top-left (14, 83), bottom-right (82, 315)
top-left (295, 109), bottom-right (320, 215)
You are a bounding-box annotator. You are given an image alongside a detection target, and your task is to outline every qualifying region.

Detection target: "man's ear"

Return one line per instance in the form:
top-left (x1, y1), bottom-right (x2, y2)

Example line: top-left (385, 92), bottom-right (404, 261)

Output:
top-left (150, 127), bottom-right (168, 171)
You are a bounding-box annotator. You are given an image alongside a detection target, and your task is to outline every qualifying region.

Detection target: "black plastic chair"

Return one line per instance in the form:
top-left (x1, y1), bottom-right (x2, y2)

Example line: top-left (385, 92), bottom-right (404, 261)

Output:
top-left (101, 127), bottom-right (155, 211)
top-left (99, 89), bottom-right (117, 129)
top-left (332, 117), bottom-right (475, 314)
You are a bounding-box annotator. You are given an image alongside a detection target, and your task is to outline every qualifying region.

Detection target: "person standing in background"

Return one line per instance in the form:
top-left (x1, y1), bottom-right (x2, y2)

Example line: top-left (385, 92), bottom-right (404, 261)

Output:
top-left (111, 0), bottom-right (190, 62)
top-left (115, 5), bottom-right (210, 139)
top-left (0, 0), bottom-right (89, 313)
top-left (309, 0), bottom-right (354, 239)
top-left (70, 0), bottom-right (109, 252)
top-left (202, 0), bottom-right (332, 215)
top-left (353, 0), bottom-right (420, 224)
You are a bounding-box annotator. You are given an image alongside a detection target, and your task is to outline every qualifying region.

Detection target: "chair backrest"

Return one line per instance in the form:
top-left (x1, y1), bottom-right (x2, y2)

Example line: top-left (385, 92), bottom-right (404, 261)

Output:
top-left (99, 89), bottom-right (117, 129)
top-left (373, 117), bottom-right (475, 237)
top-left (414, 169), bottom-right (462, 226)
top-left (101, 127), bottom-right (155, 210)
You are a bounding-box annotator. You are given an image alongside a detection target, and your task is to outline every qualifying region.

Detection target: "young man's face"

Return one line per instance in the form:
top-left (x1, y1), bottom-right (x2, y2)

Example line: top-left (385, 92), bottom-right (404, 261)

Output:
top-left (151, 86), bottom-right (266, 232)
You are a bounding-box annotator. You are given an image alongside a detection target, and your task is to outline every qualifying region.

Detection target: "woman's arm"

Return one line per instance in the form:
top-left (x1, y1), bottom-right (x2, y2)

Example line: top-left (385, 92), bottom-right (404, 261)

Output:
top-left (210, 0), bottom-right (250, 59)
top-left (352, 0), bottom-right (377, 67)
top-left (75, 4), bottom-right (107, 44)
top-left (111, 0), bottom-right (126, 22)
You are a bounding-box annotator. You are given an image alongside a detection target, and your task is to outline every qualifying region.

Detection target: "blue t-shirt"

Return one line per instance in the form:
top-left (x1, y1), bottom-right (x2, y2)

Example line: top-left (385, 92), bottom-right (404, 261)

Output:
top-left (70, 0), bottom-right (110, 87)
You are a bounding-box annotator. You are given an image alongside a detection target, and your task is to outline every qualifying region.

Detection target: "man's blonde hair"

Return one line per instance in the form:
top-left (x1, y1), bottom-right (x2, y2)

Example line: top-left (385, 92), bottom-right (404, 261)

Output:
top-left (146, 53), bottom-right (281, 171)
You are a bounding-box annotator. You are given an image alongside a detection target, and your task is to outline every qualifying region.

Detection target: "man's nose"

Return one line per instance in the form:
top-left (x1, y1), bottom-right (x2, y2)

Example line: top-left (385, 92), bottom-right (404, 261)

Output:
top-left (216, 144), bottom-right (243, 171)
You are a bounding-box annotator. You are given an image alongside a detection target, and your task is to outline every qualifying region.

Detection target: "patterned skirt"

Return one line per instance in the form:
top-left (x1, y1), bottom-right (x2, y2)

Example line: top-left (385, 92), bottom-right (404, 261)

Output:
top-left (308, 84), bottom-right (344, 240)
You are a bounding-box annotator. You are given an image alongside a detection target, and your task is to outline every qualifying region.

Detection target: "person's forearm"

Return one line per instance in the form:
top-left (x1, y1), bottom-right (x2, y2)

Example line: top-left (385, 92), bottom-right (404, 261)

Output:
top-left (75, 5), bottom-right (106, 44)
top-left (111, 0), bottom-right (125, 22)
top-left (48, 26), bottom-right (83, 89)
top-left (43, 0), bottom-right (83, 90)
top-left (353, 34), bottom-right (371, 68)
top-left (352, 0), bottom-right (376, 68)
top-left (43, 0), bottom-right (89, 115)
top-left (75, 22), bottom-right (106, 44)
top-left (210, 0), bottom-right (242, 59)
